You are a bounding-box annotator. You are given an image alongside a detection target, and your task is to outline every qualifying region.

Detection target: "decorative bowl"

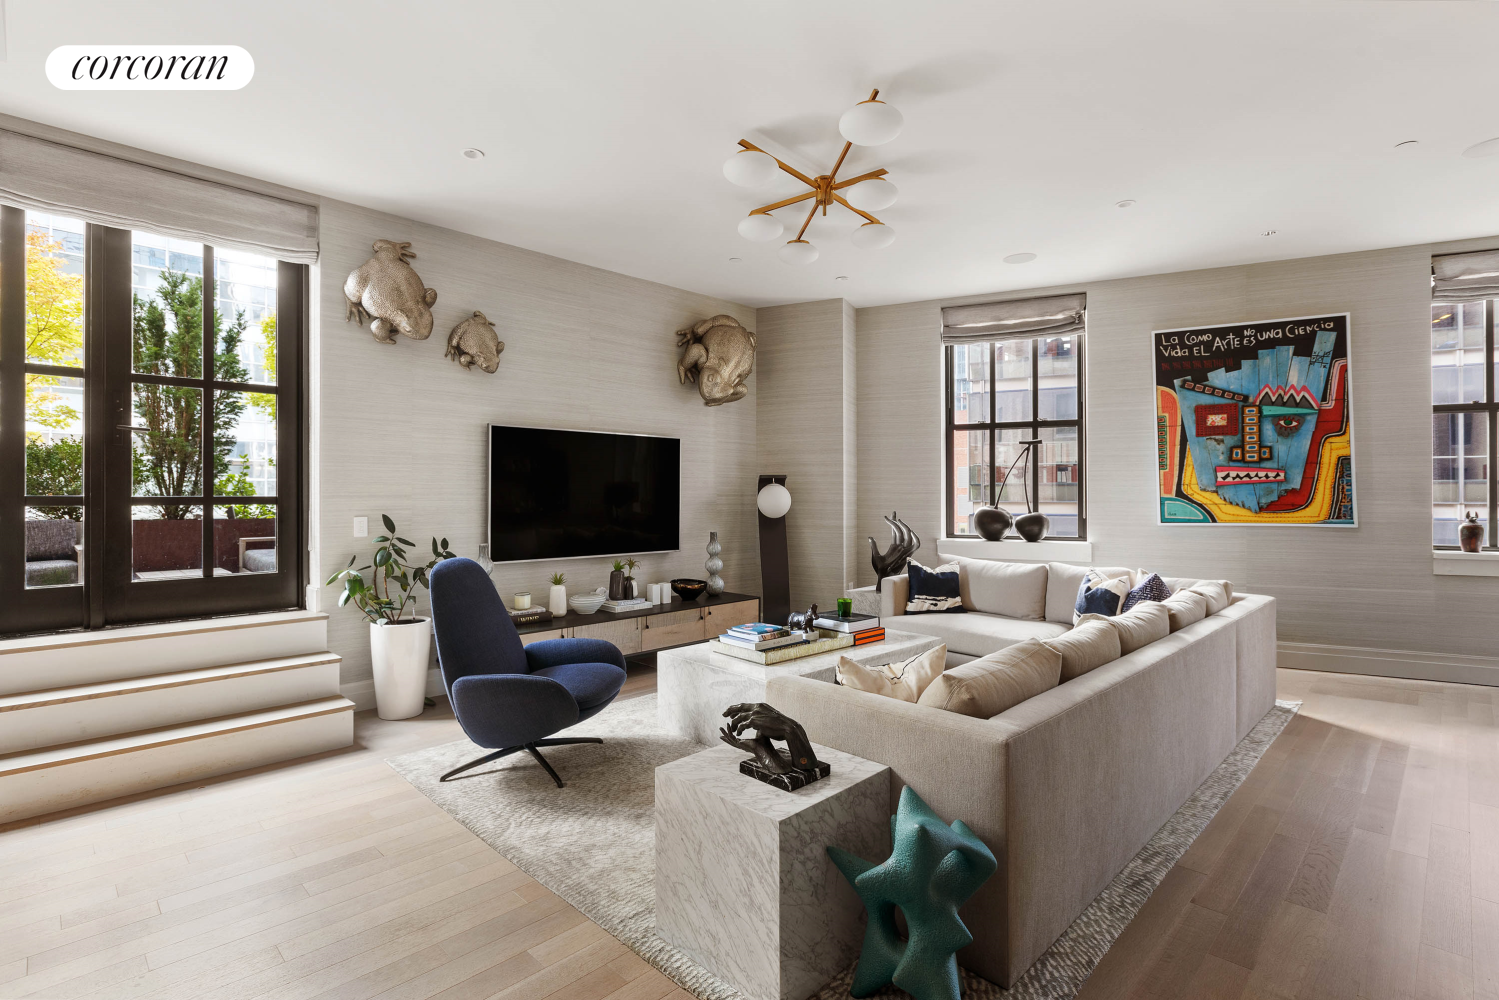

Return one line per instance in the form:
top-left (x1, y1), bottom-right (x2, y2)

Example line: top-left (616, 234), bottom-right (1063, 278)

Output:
top-left (568, 594), bottom-right (606, 615)
top-left (670, 578), bottom-right (707, 602)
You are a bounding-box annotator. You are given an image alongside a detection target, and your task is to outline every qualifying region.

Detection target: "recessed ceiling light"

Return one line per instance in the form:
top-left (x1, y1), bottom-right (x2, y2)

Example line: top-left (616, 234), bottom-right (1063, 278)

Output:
top-left (834, 275), bottom-right (849, 281)
top-left (1003, 253), bottom-right (1037, 264)
top-left (1115, 199), bottom-right (1136, 209)
top-left (1261, 230), bottom-right (1277, 237)
top-left (461, 148), bottom-right (485, 160)
top-left (1394, 140), bottom-right (1419, 150)
top-left (1463, 137), bottom-right (1499, 159)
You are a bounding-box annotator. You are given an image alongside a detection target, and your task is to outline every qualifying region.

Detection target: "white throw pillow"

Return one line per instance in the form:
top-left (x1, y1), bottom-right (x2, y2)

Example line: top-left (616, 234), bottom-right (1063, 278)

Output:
top-left (952, 556), bottom-right (1048, 621)
top-left (836, 644), bottom-right (946, 703)
top-left (1162, 590), bottom-right (1209, 632)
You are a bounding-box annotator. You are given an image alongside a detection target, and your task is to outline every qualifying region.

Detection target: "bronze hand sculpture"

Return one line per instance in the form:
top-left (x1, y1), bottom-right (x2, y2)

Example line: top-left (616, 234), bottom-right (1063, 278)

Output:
top-left (718, 702), bottom-right (822, 776)
top-left (870, 511), bottom-right (919, 592)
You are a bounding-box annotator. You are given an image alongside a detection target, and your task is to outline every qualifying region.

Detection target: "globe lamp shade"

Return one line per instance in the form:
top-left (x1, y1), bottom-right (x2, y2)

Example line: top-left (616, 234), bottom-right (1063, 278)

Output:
top-left (722, 149), bottom-right (779, 187)
top-left (850, 222), bottom-right (896, 250)
top-left (838, 99), bottom-right (903, 146)
top-left (757, 483), bottom-right (792, 519)
top-left (845, 177), bottom-right (898, 211)
top-left (777, 240), bottom-right (819, 265)
top-left (737, 213), bottom-right (784, 242)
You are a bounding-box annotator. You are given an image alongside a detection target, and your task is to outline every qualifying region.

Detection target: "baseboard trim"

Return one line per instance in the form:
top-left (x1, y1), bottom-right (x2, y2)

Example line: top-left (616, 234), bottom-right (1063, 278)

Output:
top-left (340, 667), bottom-right (446, 713)
top-left (1279, 641), bottom-right (1499, 687)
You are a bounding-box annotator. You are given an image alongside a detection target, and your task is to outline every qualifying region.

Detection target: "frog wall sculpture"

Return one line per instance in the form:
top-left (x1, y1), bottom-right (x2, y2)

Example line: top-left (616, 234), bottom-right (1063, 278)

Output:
top-left (446, 311), bottom-right (505, 373)
top-left (343, 239), bottom-right (438, 344)
top-left (676, 314), bottom-right (755, 406)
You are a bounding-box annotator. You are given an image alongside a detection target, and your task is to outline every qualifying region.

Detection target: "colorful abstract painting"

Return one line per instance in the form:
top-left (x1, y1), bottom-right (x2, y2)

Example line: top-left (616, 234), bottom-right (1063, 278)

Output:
top-left (1154, 314), bottom-right (1355, 526)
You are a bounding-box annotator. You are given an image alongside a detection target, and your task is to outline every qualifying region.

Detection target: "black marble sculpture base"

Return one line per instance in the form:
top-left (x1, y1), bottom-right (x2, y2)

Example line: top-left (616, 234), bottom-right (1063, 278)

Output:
top-left (739, 758), bottom-right (832, 792)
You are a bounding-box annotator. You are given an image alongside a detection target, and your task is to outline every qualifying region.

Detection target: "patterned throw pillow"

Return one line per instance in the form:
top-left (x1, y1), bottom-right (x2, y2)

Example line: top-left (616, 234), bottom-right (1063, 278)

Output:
top-left (1122, 571), bottom-right (1171, 612)
top-left (1074, 570), bottom-right (1132, 622)
top-left (905, 560), bottom-right (965, 614)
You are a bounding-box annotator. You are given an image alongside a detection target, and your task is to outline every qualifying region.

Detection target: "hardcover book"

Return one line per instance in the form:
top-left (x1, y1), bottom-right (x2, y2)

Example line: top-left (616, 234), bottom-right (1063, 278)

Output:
top-left (727, 622), bottom-right (794, 637)
top-left (717, 632), bottom-right (807, 652)
top-left (812, 613), bottom-right (880, 633)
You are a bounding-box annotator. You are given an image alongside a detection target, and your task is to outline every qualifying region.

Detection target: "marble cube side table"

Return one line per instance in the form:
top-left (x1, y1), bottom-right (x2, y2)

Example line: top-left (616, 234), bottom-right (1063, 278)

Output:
top-left (655, 743), bottom-right (891, 1000)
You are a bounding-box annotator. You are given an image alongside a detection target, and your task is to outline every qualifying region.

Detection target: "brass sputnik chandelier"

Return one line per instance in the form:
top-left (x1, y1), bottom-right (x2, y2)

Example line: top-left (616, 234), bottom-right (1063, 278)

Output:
top-left (723, 88), bottom-right (903, 264)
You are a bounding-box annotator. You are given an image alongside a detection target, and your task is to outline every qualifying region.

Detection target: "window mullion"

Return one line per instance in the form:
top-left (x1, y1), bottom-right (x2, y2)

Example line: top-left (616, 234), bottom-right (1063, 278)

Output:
top-left (201, 245), bottom-right (215, 580)
top-left (1489, 301), bottom-right (1497, 547)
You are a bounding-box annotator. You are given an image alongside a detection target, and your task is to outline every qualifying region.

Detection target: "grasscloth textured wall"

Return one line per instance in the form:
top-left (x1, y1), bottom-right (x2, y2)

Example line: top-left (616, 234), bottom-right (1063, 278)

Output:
top-left (854, 238), bottom-right (1499, 657)
top-left (317, 199), bottom-right (758, 692)
top-left (755, 299), bottom-right (857, 612)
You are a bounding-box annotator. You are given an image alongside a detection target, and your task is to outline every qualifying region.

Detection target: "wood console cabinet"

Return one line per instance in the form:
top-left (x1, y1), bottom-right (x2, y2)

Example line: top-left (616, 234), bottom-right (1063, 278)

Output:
top-left (514, 592), bottom-right (760, 657)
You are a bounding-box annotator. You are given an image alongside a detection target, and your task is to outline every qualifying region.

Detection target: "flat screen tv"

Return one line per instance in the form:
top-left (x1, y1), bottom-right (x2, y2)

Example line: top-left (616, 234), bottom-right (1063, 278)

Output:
top-left (488, 425), bottom-right (680, 563)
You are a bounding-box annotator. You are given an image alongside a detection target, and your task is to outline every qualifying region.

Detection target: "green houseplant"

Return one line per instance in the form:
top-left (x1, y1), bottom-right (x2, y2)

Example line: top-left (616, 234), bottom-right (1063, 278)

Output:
top-left (326, 515), bottom-right (457, 720)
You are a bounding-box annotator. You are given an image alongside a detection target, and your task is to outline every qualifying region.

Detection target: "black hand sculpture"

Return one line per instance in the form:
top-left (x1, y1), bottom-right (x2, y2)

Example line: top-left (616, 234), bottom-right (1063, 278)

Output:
top-left (870, 511), bottom-right (920, 592)
top-left (718, 702), bottom-right (823, 776)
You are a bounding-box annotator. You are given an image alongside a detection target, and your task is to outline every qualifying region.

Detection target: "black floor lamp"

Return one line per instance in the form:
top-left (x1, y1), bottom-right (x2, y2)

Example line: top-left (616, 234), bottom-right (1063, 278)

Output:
top-left (757, 475), bottom-right (791, 626)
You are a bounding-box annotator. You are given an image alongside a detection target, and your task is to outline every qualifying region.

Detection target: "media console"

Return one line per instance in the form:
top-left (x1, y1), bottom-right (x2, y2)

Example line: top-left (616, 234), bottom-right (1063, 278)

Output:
top-left (513, 591), bottom-right (760, 658)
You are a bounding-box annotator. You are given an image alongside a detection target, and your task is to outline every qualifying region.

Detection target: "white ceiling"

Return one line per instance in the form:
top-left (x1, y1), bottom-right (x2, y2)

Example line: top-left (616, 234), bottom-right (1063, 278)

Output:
top-left (4, 1), bottom-right (1499, 308)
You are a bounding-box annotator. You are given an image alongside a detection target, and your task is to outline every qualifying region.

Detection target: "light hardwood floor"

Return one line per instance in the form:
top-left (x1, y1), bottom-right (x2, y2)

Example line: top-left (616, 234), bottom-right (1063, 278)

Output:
top-left (0, 667), bottom-right (1493, 1000)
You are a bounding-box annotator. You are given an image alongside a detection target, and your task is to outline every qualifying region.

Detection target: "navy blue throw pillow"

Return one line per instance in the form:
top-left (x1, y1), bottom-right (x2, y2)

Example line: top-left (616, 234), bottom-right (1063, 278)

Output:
top-left (905, 560), bottom-right (965, 614)
top-left (1122, 572), bottom-right (1171, 612)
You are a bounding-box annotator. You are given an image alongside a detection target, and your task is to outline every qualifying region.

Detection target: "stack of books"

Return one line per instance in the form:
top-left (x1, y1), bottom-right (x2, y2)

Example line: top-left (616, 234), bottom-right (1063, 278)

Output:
top-left (717, 622), bottom-right (808, 652)
top-left (812, 612), bottom-right (884, 646)
top-left (601, 597), bottom-right (651, 613)
top-left (507, 606), bottom-right (553, 626)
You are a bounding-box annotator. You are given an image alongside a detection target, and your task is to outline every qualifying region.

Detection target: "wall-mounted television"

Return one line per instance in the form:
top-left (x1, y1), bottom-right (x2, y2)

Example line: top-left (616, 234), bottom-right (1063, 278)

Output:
top-left (488, 425), bottom-right (680, 563)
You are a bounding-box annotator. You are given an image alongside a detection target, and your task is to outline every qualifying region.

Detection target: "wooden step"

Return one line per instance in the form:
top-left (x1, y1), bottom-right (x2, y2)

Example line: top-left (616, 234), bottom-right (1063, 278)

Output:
top-left (0, 697), bottom-right (355, 824)
top-left (0, 653), bottom-right (342, 754)
top-left (0, 610), bottom-right (329, 696)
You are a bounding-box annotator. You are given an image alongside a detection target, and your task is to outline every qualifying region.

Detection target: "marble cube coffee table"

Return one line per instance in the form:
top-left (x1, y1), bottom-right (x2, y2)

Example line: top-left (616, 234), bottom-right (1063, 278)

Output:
top-left (656, 629), bottom-right (942, 745)
top-left (655, 743), bottom-right (891, 1000)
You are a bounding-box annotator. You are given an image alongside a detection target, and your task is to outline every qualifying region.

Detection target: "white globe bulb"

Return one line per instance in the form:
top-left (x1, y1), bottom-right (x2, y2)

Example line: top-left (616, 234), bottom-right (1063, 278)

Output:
top-left (839, 100), bottom-right (903, 146)
top-left (737, 214), bottom-right (783, 242)
top-left (845, 177), bottom-right (898, 211)
top-left (777, 240), bottom-right (819, 265)
top-left (757, 483), bottom-right (792, 519)
top-left (850, 223), bottom-right (896, 250)
top-left (722, 149), bottom-right (778, 187)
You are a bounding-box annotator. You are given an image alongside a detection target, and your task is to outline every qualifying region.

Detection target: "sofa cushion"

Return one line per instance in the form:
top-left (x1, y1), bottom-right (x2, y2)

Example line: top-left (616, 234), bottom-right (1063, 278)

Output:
top-left (906, 560), bottom-right (965, 614)
top-left (952, 556), bottom-right (1047, 621)
top-left (1188, 581), bottom-right (1232, 615)
top-left (1046, 563), bottom-right (1130, 624)
top-left (25, 519), bottom-right (79, 561)
top-left (1042, 619), bottom-right (1121, 681)
top-left (917, 638), bottom-right (1061, 718)
top-left (24, 559), bottom-right (79, 588)
top-left (835, 644), bottom-right (946, 703)
top-left (889, 611), bottom-right (1068, 658)
top-left (1162, 590), bottom-right (1209, 631)
top-left (1080, 602), bottom-right (1171, 653)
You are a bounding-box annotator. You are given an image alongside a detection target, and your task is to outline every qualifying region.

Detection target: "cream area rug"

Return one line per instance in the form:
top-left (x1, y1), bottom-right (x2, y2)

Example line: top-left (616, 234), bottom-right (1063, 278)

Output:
top-left (386, 695), bottom-right (1299, 1000)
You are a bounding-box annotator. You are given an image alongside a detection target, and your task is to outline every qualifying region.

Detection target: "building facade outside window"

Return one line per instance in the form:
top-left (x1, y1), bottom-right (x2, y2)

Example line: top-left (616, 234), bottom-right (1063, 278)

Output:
top-left (1432, 299), bottom-right (1495, 547)
top-left (945, 334), bottom-right (1085, 539)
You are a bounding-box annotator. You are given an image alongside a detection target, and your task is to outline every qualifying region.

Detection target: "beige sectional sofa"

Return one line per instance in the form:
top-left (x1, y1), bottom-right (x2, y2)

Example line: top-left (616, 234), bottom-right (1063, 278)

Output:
top-left (765, 556), bottom-right (1276, 988)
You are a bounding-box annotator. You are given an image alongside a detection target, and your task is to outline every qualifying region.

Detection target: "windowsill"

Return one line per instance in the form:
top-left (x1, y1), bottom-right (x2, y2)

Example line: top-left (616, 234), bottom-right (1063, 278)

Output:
top-left (938, 537), bottom-right (1093, 562)
top-left (1432, 550), bottom-right (1499, 577)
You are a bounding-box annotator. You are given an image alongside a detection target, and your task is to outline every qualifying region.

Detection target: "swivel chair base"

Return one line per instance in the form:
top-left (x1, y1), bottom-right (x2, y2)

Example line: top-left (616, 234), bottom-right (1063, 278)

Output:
top-left (439, 736), bottom-right (604, 788)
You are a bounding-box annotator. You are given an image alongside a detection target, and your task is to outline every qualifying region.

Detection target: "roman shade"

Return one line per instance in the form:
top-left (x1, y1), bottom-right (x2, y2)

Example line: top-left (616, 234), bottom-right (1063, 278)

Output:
top-left (1432, 249), bottom-right (1499, 303)
top-left (0, 129), bottom-right (318, 263)
top-left (940, 292), bottom-right (1086, 344)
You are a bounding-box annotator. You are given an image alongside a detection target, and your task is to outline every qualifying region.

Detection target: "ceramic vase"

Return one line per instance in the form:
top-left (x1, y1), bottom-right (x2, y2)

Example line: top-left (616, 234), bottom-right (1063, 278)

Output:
top-left (1460, 511), bottom-right (1485, 552)
top-left (972, 506), bottom-right (1013, 541)
top-left (369, 618), bottom-right (431, 721)
top-left (1014, 511), bottom-right (1050, 543)
top-left (548, 584), bottom-right (567, 616)
top-left (608, 570), bottom-right (627, 600)
top-left (705, 531), bottom-right (725, 595)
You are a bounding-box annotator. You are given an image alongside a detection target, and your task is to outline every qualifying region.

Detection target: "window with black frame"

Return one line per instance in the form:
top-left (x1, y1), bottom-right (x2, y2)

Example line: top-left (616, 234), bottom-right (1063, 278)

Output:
top-left (942, 293), bottom-right (1087, 541)
top-left (1430, 251), bottom-right (1499, 550)
top-left (0, 205), bottom-right (307, 636)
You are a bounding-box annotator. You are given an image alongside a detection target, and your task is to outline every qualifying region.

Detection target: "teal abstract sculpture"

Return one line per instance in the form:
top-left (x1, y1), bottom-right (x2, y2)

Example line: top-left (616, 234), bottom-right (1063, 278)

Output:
top-left (827, 786), bottom-right (997, 1000)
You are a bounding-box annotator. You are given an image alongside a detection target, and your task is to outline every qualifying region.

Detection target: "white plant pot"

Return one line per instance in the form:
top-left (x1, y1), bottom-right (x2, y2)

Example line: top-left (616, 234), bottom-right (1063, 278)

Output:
top-left (370, 617), bottom-right (432, 721)
top-left (548, 584), bottom-right (568, 616)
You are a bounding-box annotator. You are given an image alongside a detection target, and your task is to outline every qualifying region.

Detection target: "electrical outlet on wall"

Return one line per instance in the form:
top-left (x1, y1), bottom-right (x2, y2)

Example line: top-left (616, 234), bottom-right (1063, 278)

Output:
top-left (353, 516), bottom-right (367, 538)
